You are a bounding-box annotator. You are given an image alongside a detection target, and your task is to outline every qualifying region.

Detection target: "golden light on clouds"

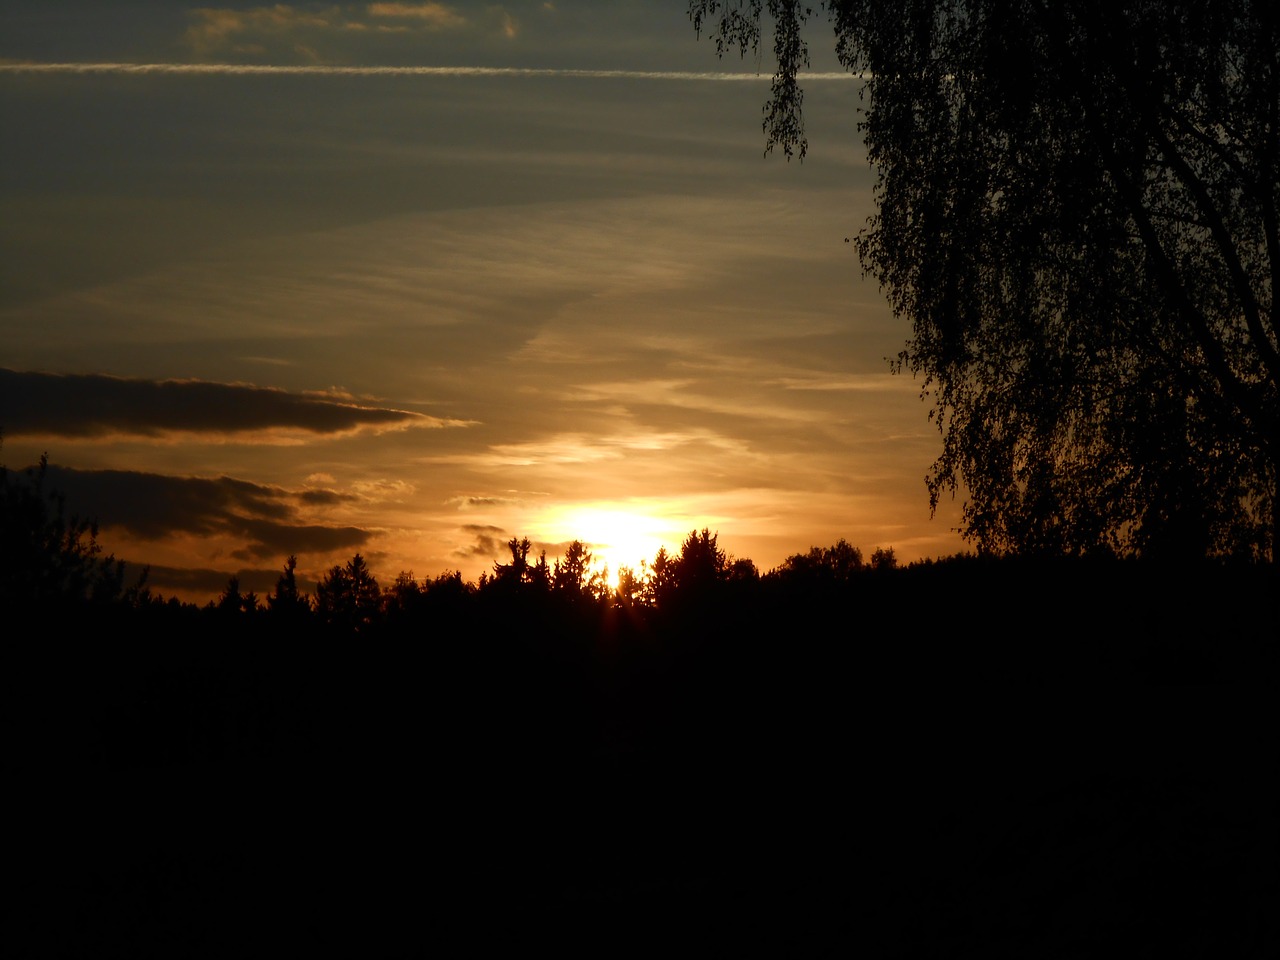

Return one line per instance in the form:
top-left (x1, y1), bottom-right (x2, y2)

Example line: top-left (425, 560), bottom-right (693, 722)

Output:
top-left (367, 2), bottom-right (466, 29)
top-left (181, 2), bottom-right (477, 60)
top-left (185, 5), bottom-right (335, 55)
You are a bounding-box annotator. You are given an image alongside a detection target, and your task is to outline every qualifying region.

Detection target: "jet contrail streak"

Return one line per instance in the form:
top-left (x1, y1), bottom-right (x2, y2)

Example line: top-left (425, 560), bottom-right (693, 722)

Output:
top-left (0, 61), bottom-right (862, 81)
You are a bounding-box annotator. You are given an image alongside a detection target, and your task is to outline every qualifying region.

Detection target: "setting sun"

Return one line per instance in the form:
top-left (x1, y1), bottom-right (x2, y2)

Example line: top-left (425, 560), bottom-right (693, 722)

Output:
top-left (537, 505), bottom-right (677, 585)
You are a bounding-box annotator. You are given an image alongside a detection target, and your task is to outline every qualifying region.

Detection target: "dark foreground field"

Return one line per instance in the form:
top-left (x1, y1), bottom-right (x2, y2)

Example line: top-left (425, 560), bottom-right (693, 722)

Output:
top-left (10, 561), bottom-right (1278, 956)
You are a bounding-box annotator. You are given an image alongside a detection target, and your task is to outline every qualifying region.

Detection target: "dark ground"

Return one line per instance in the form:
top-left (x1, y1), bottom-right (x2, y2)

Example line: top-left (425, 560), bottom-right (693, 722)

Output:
top-left (9, 563), bottom-right (1278, 956)
top-left (12, 670), bottom-right (1276, 955)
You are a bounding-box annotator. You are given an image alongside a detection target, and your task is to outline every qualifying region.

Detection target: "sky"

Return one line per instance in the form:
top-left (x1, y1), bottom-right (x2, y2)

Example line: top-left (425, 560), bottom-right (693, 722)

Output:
top-left (1, 1), bottom-right (965, 601)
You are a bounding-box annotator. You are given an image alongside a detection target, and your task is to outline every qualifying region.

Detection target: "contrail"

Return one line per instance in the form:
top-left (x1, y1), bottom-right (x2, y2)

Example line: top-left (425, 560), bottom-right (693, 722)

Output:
top-left (0, 61), bottom-right (861, 81)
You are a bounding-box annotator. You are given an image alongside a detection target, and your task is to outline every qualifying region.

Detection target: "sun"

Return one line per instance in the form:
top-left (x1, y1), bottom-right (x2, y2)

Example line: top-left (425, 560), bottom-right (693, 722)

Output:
top-left (539, 506), bottom-right (673, 587)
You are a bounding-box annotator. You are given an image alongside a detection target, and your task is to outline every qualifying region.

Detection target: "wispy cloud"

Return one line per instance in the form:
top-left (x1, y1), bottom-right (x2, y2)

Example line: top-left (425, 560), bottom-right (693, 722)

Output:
top-left (367, 2), bottom-right (467, 29)
top-left (769, 374), bottom-right (913, 392)
top-left (174, 3), bottom-right (506, 61)
top-left (448, 494), bottom-right (529, 508)
top-left (456, 522), bottom-right (509, 558)
top-left (428, 428), bottom-right (748, 470)
top-left (0, 369), bottom-right (470, 441)
top-left (185, 5), bottom-right (340, 57)
top-left (567, 379), bottom-right (837, 425)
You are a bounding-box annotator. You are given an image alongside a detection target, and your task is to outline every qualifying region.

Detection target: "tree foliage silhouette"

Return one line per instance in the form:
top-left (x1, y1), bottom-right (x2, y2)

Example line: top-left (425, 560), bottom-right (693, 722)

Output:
top-left (214, 576), bottom-right (259, 617)
top-left (316, 552), bottom-right (381, 632)
top-left (0, 449), bottom-right (144, 606)
top-left (690, 1), bottom-right (1279, 559)
top-left (773, 539), bottom-right (864, 584)
top-left (267, 554), bottom-right (311, 622)
top-left (870, 546), bottom-right (897, 572)
top-left (491, 536), bottom-right (534, 589)
top-left (674, 527), bottom-right (729, 589)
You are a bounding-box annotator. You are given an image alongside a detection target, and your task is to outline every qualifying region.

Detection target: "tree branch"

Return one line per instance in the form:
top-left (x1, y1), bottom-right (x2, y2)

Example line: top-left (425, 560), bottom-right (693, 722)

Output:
top-left (1145, 119), bottom-right (1280, 383)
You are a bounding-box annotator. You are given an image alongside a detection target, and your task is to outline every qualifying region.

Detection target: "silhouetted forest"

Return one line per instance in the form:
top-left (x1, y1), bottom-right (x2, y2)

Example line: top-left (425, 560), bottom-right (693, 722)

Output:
top-left (6, 453), bottom-right (1277, 955)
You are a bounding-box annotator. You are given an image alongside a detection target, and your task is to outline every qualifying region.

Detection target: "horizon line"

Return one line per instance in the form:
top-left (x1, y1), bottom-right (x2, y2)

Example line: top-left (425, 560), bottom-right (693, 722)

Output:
top-left (0, 61), bottom-right (863, 81)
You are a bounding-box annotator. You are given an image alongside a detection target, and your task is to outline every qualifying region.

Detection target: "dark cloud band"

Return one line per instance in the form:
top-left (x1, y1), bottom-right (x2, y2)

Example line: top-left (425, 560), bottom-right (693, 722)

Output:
top-left (29, 463), bottom-right (371, 558)
top-left (0, 369), bottom-right (454, 438)
top-left (138, 562), bottom-right (299, 599)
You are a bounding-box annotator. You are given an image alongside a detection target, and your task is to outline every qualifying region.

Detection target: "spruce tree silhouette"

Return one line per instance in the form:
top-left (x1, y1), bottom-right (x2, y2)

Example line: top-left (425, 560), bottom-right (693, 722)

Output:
top-left (315, 552), bottom-right (380, 633)
top-left (266, 554), bottom-right (312, 623)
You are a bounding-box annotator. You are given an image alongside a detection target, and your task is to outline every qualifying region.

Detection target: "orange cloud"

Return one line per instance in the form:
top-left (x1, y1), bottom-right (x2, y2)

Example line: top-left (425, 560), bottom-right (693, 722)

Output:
top-left (366, 2), bottom-right (467, 29)
top-left (187, 5), bottom-right (335, 47)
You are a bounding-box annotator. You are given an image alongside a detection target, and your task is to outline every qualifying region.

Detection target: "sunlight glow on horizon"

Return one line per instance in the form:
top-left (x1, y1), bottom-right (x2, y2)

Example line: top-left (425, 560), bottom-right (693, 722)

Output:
top-left (534, 504), bottom-right (690, 586)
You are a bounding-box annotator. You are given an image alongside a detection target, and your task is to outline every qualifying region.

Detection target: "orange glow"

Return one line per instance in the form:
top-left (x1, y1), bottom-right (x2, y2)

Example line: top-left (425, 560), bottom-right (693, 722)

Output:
top-left (537, 505), bottom-right (677, 586)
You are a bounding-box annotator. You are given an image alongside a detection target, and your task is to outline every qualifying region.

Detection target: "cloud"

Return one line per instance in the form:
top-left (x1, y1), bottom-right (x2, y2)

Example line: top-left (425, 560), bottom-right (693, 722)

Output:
top-left (456, 523), bottom-right (508, 558)
top-left (229, 518), bottom-right (370, 560)
top-left (769, 374), bottom-right (912, 392)
top-left (451, 525), bottom-right (572, 565)
top-left (430, 429), bottom-right (715, 469)
top-left (185, 5), bottom-right (339, 57)
top-left (140, 562), bottom-right (292, 599)
top-left (0, 62), bottom-right (858, 81)
top-left (366, 2), bottom-right (467, 29)
top-left (0, 369), bottom-right (468, 441)
top-left (350, 478), bottom-right (417, 500)
top-left (177, 2), bottom-right (490, 60)
top-left (34, 463), bottom-right (372, 559)
top-left (567, 379), bottom-right (835, 424)
top-left (297, 488), bottom-right (357, 506)
top-left (449, 494), bottom-right (524, 508)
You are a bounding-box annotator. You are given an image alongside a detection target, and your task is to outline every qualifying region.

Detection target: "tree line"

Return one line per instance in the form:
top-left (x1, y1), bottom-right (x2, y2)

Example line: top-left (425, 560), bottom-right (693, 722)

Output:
top-left (5, 447), bottom-right (1274, 663)
top-left (9, 445), bottom-right (1273, 955)
top-left (205, 531), bottom-right (899, 632)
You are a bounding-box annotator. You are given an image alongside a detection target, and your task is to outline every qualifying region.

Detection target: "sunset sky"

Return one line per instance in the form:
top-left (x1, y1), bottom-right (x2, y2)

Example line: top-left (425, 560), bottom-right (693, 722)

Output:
top-left (1, 1), bottom-right (965, 601)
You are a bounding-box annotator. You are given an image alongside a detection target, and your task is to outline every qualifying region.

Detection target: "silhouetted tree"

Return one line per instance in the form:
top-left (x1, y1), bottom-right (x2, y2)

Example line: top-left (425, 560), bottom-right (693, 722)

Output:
top-left (531, 550), bottom-right (552, 594)
top-left (553, 540), bottom-right (593, 597)
top-left (645, 548), bottom-right (676, 608)
top-left (614, 564), bottom-right (645, 609)
top-left (727, 557), bottom-right (759, 583)
top-left (691, 1), bottom-right (1280, 559)
top-left (215, 576), bottom-right (246, 617)
top-left (316, 553), bottom-right (381, 633)
top-left (870, 547), bottom-right (898, 572)
top-left (673, 528), bottom-right (729, 592)
top-left (425, 569), bottom-right (470, 601)
top-left (267, 554), bottom-right (311, 620)
top-left (383, 570), bottom-right (422, 622)
top-left (491, 536), bottom-right (532, 589)
top-left (417, 569), bottom-right (474, 639)
top-left (644, 528), bottom-right (734, 614)
top-left (771, 539), bottom-right (864, 584)
top-left (0, 449), bottom-right (143, 607)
